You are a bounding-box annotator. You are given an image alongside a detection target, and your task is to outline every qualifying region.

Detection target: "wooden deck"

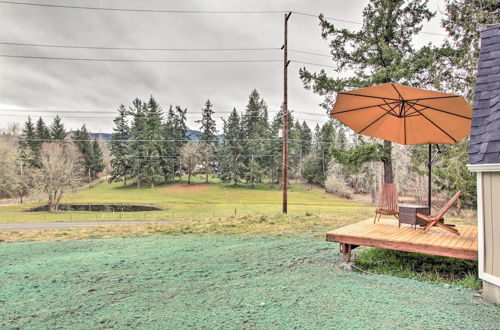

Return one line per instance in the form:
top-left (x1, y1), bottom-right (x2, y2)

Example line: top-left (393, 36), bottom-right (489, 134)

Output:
top-left (326, 219), bottom-right (478, 261)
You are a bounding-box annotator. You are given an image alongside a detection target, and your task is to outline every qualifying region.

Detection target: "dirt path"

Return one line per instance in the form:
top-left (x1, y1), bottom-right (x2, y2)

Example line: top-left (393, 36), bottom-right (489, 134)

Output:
top-left (0, 220), bottom-right (181, 231)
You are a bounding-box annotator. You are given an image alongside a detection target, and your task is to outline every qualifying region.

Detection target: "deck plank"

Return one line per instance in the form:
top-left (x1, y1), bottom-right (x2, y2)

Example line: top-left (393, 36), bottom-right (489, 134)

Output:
top-left (326, 219), bottom-right (477, 260)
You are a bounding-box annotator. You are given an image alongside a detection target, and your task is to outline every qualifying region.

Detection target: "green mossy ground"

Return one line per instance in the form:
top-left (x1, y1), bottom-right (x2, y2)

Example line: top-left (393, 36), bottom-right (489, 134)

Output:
top-left (1, 235), bottom-right (498, 329)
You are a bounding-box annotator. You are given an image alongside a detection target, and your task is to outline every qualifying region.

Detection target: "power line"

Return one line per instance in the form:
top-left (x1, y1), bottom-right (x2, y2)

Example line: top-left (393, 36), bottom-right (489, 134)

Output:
top-left (0, 54), bottom-right (336, 68)
top-left (0, 108), bottom-right (326, 116)
top-left (0, 54), bottom-right (282, 63)
top-left (289, 49), bottom-right (330, 58)
top-left (0, 41), bottom-right (333, 58)
top-left (0, 1), bottom-right (449, 36)
top-left (0, 41), bottom-right (281, 52)
top-left (291, 11), bottom-right (361, 25)
top-left (0, 1), bottom-right (285, 14)
top-left (291, 60), bottom-right (336, 69)
top-left (0, 114), bottom-right (287, 120)
top-left (291, 10), bottom-right (447, 37)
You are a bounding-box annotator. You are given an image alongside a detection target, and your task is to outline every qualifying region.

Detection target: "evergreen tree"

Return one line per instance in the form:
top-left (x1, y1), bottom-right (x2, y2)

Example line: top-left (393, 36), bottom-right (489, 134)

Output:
top-left (73, 124), bottom-right (93, 181)
top-left (143, 96), bottom-right (164, 187)
top-left (268, 112), bottom-right (283, 187)
top-left (19, 117), bottom-right (40, 167)
top-left (129, 98), bottom-right (148, 187)
top-left (160, 104), bottom-right (189, 183)
top-left (288, 118), bottom-right (302, 180)
top-left (35, 117), bottom-right (51, 142)
top-left (241, 90), bottom-right (269, 187)
top-left (437, 0), bottom-right (500, 100)
top-left (50, 115), bottom-right (66, 141)
top-left (219, 108), bottom-right (244, 184)
top-left (90, 140), bottom-right (105, 177)
top-left (300, 0), bottom-right (435, 184)
top-left (300, 121), bottom-right (312, 157)
top-left (109, 104), bottom-right (131, 185)
top-left (301, 121), bottom-right (336, 185)
top-left (162, 105), bottom-right (178, 183)
top-left (196, 99), bottom-right (218, 183)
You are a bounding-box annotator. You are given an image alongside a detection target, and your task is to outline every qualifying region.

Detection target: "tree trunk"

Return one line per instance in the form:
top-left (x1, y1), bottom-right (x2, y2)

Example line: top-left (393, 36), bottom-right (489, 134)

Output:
top-left (137, 178), bottom-right (141, 188)
top-left (383, 140), bottom-right (393, 184)
top-left (188, 172), bottom-right (191, 185)
top-left (54, 190), bottom-right (63, 212)
top-left (205, 156), bottom-right (209, 183)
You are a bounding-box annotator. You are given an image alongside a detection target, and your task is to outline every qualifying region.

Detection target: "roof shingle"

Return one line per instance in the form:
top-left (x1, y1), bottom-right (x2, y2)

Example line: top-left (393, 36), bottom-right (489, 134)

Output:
top-left (468, 24), bottom-right (500, 165)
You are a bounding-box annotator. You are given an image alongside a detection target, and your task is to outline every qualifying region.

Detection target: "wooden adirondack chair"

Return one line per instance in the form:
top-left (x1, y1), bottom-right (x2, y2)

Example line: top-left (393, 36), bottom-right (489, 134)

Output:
top-left (416, 191), bottom-right (462, 236)
top-left (374, 183), bottom-right (399, 223)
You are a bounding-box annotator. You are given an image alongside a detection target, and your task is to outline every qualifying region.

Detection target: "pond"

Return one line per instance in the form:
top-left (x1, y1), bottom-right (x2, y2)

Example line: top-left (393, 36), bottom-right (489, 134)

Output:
top-left (26, 204), bottom-right (163, 212)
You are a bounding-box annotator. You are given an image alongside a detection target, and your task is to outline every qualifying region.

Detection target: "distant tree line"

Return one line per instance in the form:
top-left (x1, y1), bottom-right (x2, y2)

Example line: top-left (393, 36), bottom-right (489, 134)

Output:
top-left (0, 116), bottom-right (106, 211)
top-left (18, 116), bottom-right (105, 180)
top-left (108, 90), bottom-right (318, 187)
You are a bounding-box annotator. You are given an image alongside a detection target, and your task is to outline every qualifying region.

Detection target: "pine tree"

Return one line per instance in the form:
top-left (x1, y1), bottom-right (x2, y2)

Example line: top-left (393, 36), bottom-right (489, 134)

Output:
top-left (35, 117), bottom-right (51, 141)
top-left (300, 0), bottom-right (435, 184)
top-left (438, 0), bottom-right (499, 100)
top-left (91, 140), bottom-right (105, 177)
top-left (300, 121), bottom-right (312, 157)
top-left (288, 118), bottom-right (302, 180)
top-left (219, 108), bottom-right (244, 184)
top-left (241, 90), bottom-right (269, 187)
top-left (19, 117), bottom-right (40, 167)
top-left (301, 121), bottom-right (336, 185)
top-left (268, 112), bottom-right (283, 187)
top-left (73, 124), bottom-right (93, 181)
top-left (109, 104), bottom-right (131, 185)
top-left (129, 98), bottom-right (148, 187)
top-left (196, 99), bottom-right (218, 183)
top-left (161, 106), bottom-right (178, 183)
top-left (143, 96), bottom-right (164, 187)
top-left (50, 115), bottom-right (66, 141)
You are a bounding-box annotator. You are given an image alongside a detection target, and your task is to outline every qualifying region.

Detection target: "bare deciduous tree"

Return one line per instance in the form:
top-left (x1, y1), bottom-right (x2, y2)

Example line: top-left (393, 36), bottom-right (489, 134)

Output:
top-left (180, 143), bottom-right (201, 185)
top-left (0, 140), bottom-right (21, 199)
top-left (35, 142), bottom-right (84, 212)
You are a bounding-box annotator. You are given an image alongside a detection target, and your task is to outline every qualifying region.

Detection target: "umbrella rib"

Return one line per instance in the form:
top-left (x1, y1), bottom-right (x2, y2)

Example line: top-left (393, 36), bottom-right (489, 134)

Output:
top-left (391, 83), bottom-right (405, 101)
top-left (406, 95), bottom-right (460, 101)
top-left (406, 101), bottom-right (471, 120)
top-left (337, 92), bottom-right (401, 102)
top-left (407, 103), bottom-right (458, 143)
top-left (358, 111), bottom-right (391, 135)
top-left (382, 99), bottom-right (400, 116)
top-left (333, 101), bottom-right (400, 115)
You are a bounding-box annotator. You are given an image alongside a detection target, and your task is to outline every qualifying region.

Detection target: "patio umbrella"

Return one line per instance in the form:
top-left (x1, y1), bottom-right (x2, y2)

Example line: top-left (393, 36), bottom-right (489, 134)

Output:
top-left (331, 83), bottom-right (472, 207)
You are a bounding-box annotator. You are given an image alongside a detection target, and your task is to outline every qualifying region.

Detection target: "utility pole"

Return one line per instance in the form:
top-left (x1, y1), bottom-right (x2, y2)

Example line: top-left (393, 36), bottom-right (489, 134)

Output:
top-left (282, 12), bottom-right (291, 214)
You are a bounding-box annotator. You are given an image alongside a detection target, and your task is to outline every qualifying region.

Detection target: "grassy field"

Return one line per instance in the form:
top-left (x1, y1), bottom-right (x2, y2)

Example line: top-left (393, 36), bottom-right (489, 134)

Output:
top-left (1, 235), bottom-right (497, 329)
top-left (0, 179), bottom-right (482, 296)
top-left (0, 179), bottom-right (374, 223)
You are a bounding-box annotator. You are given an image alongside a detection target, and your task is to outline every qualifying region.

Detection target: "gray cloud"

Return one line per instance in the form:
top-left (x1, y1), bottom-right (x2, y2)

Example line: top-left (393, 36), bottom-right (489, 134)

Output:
top-left (0, 0), bottom-right (445, 133)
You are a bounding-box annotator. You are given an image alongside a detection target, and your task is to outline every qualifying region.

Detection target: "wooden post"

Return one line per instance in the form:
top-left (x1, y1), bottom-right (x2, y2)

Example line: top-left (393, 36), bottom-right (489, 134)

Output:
top-left (428, 144), bottom-right (432, 210)
top-left (282, 12), bottom-right (291, 214)
top-left (340, 243), bottom-right (352, 262)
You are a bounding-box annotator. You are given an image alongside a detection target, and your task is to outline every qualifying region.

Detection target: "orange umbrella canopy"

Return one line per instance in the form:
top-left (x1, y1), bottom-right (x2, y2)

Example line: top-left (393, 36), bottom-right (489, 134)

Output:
top-left (331, 83), bottom-right (472, 145)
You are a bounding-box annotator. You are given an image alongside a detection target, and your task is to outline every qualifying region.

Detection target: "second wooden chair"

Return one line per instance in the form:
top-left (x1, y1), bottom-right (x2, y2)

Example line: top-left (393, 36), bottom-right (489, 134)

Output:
top-left (374, 183), bottom-right (399, 223)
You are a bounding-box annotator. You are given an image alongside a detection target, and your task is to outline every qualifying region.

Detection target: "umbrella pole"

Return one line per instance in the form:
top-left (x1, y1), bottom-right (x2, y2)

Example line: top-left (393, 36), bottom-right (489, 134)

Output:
top-left (428, 144), bottom-right (432, 210)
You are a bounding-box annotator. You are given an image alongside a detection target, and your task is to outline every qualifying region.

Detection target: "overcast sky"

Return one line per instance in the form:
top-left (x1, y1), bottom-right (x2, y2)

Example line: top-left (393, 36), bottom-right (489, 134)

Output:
top-left (0, 0), bottom-right (447, 133)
